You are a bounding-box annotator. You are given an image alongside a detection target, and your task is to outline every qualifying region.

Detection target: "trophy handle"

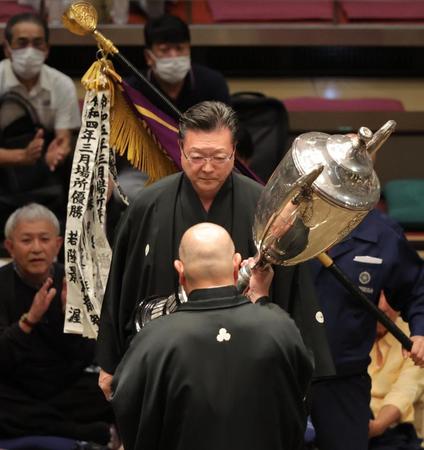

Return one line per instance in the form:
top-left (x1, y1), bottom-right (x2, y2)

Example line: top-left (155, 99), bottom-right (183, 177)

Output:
top-left (237, 264), bottom-right (252, 294)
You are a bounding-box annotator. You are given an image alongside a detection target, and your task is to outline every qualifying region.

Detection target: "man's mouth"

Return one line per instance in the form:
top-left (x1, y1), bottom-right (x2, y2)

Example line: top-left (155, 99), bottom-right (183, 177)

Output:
top-left (29, 258), bottom-right (45, 264)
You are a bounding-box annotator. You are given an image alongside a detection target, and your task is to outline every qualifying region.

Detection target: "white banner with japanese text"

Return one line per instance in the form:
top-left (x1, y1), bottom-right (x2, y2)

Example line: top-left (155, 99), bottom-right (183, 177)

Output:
top-left (64, 90), bottom-right (112, 338)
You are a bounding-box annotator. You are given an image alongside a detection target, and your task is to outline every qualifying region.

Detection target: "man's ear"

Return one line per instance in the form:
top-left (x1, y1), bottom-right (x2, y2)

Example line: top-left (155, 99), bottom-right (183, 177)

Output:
top-left (55, 236), bottom-right (63, 257)
top-left (144, 48), bottom-right (154, 68)
top-left (174, 259), bottom-right (185, 285)
top-left (233, 252), bottom-right (242, 282)
top-left (4, 239), bottom-right (14, 257)
top-left (174, 259), bottom-right (182, 274)
top-left (3, 41), bottom-right (12, 59)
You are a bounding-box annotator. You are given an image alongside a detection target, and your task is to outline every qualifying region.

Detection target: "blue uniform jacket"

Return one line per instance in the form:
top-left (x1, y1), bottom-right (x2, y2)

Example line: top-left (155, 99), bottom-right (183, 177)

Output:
top-left (309, 208), bottom-right (424, 375)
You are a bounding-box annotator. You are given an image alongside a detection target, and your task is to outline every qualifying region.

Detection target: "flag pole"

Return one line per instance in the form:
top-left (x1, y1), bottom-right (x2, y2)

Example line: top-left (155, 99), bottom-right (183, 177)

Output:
top-left (63, 2), bottom-right (182, 119)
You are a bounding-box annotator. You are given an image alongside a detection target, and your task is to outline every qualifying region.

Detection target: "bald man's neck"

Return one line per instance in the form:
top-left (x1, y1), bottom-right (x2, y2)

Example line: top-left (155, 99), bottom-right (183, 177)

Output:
top-left (185, 280), bottom-right (236, 295)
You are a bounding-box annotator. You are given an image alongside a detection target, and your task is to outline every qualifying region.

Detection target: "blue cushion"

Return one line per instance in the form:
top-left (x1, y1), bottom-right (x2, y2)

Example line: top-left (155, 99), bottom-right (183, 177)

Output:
top-left (0, 435), bottom-right (77, 450)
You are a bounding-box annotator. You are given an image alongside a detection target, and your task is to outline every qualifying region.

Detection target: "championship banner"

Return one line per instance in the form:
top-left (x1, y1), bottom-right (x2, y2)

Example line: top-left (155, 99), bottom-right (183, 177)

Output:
top-left (63, 59), bottom-right (182, 338)
top-left (64, 89), bottom-right (112, 338)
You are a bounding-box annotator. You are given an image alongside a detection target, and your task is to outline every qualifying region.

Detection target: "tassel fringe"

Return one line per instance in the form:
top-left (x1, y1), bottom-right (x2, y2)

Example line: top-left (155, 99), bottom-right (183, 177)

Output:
top-left (81, 58), bottom-right (176, 184)
top-left (110, 86), bottom-right (177, 184)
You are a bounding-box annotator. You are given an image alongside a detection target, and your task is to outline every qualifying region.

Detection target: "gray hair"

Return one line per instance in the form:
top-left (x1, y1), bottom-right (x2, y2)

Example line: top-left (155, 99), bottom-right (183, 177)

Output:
top-left (5, 203), bottom-right (60, 239)
top-left (179, 101), bottom-right (239, 144)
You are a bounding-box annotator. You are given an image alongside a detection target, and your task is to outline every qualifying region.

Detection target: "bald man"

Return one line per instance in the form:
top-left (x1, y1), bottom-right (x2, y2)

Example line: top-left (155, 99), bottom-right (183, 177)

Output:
top-left (111, 223), bottom-right (313, 450)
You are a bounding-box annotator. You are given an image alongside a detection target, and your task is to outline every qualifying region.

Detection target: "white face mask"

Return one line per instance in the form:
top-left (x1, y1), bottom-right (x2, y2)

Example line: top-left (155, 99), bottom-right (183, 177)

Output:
top-left (10, 47), bottom-right (46, 80)
top-left (152, 55), bottom-right (191, 84)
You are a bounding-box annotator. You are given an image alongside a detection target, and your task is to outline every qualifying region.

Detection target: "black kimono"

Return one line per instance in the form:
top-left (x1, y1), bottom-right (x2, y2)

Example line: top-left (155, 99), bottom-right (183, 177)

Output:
top-left (112, 286), bottom-right (314, 450)
top-left (97, 172), bottom-right (334, 377)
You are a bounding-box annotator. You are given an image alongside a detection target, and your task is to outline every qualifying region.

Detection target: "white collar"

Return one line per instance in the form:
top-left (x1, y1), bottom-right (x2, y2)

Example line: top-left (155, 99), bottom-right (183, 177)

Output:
top-left (3, 58), bottom-right (48, 96)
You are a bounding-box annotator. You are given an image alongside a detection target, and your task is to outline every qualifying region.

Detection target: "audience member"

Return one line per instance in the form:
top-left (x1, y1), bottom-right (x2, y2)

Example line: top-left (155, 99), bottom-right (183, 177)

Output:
top-left (309, 208), bottom-right (424, 450)
top-left (0, 13), bottom-right (80, 239)
top-left (369, 292), bottom-right (423, 450)
top-left (135, 13), bottom-right (230, 113)
top-left (112, 222), bottom-right (313, 450)
top-left (0, 204), bottom-right (116, 448)
top-left (97, 101), bottom-right (332, 400)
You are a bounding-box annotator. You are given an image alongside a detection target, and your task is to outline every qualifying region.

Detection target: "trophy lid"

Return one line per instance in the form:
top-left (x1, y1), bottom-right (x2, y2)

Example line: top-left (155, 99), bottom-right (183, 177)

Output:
top-left (292, 121), bottom-right (395, 211)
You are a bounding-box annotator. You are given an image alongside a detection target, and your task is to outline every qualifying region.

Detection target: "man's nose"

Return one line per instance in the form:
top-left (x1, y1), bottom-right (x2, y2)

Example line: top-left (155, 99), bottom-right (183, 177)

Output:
top-left (201, 159), bottom-right (214, 172)
top-left (31, 239), bottom-right (42, 251)
top-left (168, 48), bottom-right (180, 57)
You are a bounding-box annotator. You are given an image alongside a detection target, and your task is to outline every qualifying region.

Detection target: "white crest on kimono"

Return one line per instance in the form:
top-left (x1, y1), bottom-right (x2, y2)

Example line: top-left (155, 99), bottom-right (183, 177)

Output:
top-left (216, 328), bottom-right (231, 342)
top-left (315, 311), bottom-right (324, 323)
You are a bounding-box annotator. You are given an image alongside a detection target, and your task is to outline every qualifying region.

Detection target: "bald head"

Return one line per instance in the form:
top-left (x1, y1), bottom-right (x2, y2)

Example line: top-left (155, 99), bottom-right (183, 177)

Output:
top-left (175, 223), bottom-right (240, 291)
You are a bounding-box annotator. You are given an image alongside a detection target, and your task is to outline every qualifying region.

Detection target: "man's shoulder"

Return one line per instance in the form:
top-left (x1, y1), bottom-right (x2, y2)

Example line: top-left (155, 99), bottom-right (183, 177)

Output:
top-left (0, 262), bottom-right (14, 282)
top-left (134, 300), bottom-right (300, 351)
top-left (41, 64), bottom-right (75, 88)
top-left (233, 172), bottom-right (263, 195)
top-left (53, 262), bottom-right (65, 278)
top-left (353, 208), bottom-right (406, 244)
top-left (0, 59), bottom-right (14, 93)
top-left (129, 172), bottom-right (181, 212)
top-left (192, 63), bottom-right (226, 81)
top-left (0, 58), bottom-right (10, 73)
top-left (0, 58), bottom-right (8, 74)
top-left (250, 300), bottom-right (293, 323)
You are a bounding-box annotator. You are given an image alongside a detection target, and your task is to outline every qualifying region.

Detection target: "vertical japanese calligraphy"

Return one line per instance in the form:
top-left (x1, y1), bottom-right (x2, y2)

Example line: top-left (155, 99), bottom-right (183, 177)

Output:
top-left (64, 90), bottom-right (112, 338)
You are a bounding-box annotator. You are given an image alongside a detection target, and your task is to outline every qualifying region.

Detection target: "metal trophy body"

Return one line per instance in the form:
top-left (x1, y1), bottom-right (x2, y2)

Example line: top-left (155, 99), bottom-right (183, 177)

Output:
top-left (238, 121), bottom-right (394, 290)
top-left (134, 288), bottom-right (187, 332)
top-left (253, 122), bottom-right (394, 265)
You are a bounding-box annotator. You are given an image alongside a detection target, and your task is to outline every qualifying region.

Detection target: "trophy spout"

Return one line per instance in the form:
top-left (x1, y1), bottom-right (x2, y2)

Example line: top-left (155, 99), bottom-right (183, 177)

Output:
top-left (366, 120), bottom-right (397, 158)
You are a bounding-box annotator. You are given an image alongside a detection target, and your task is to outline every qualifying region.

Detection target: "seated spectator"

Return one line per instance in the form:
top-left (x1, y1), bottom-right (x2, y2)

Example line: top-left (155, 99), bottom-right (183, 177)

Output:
top-left (133, 13), bottom-right (230, 113)
top-left (369, 292), bottom-right (424, 450)
top-left (0, 13), bottom-right (80, 240)
top-left (0, 203), bottom-right (118, 448)
top-left (111, 222), bottom-right (313, 450)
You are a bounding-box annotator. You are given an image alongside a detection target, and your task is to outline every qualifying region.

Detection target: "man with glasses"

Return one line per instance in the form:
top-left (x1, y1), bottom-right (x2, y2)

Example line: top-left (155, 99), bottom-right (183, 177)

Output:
top-left (0, 13), bottom-right (80, 238)
top-left (97, 101), bottom-right (333, 400)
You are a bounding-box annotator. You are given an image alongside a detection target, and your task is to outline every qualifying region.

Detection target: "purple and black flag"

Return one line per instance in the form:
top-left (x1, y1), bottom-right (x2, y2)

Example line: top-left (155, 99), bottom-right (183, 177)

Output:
top-left (113, 79), bottom-right (263, 185)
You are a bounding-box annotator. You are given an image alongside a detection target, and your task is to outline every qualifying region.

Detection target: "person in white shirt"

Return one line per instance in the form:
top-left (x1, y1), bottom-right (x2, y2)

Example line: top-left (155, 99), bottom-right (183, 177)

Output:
top-left (0, 13), bottom-right (81, 238)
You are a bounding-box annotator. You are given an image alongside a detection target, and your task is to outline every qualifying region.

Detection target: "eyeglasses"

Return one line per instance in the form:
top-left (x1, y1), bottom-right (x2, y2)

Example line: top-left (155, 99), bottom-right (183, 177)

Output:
top-left (181, 149), bottom-right (235, 165)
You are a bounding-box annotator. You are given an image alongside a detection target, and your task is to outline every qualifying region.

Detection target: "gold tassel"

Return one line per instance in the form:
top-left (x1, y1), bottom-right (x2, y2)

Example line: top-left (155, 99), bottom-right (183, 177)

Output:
top-left (81, 57), bottom-right (178, 184)
top-left (109, 84), bottom-right (177, 184)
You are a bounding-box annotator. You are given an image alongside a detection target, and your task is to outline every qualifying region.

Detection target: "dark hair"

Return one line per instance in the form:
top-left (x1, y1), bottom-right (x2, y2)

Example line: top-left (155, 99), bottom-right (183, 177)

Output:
top-left (144, 14), bottom-right (190, 48)
top-left (5, 13), bottom-right (49, 44)
top-left (235, 125), bottom-right (254, 161)
top-left (179, 101), bottom-right (239, 144)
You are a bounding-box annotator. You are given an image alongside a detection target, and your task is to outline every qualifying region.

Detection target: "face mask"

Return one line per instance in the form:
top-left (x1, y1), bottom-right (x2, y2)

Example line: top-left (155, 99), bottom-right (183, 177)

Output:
top-left (10, 47), bottom-right (46, 80)
top-left (152, 55), bottom-right (191, 84)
